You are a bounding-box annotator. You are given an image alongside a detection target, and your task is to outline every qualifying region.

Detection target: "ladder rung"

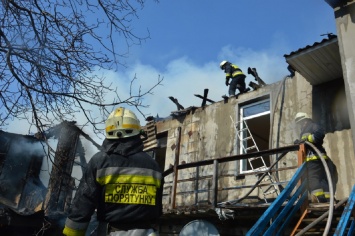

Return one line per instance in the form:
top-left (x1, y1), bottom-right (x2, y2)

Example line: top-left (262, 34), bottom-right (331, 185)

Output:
top-left (262, 176), bottom-right (273, 182)
top-left (264, 189), bottom-right (278, 196)
top-left (252, 166), bottom-right (268, 171)
top-left (263, 184), bottom-right (278, 191)
top-left (246, 146), bottom-right (257, 151)
top-left (249, 156), bottom-right (263, 161)
top-left (242, 136), bottom-right (252, 141)
top-left (236, 119), bottom-right (280, 201)
top-left (263, 183), bottom-right (276, 189)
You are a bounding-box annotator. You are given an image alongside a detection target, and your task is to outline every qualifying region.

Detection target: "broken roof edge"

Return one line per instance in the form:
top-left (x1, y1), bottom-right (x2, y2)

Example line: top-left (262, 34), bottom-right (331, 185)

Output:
top-left (0, 129), bottom-right (41, 142)
top-left (171, 106), bottom-right (199, 116)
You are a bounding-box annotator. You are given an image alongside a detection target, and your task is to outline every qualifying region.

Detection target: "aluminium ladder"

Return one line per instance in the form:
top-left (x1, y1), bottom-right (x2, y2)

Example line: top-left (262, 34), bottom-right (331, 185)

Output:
top-left (234, 118), bottom-right (280, 202)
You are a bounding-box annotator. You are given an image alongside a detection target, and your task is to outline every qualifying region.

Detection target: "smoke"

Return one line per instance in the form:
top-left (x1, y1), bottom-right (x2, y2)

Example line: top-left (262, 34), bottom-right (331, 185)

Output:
top-left (0, 134), bottom-right (48, 213)
top-left (10, 137), bottom-right (46, 157)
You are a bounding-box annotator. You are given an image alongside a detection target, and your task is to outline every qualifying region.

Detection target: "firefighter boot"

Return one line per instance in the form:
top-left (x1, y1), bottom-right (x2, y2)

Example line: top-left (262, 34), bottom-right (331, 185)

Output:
top-left (311, 189), bottom-right (327, 203)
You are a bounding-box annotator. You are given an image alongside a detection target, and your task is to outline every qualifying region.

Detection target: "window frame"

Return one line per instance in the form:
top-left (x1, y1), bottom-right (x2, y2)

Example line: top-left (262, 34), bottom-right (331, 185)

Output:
top-left (238, 99), bottom-right (270, 174)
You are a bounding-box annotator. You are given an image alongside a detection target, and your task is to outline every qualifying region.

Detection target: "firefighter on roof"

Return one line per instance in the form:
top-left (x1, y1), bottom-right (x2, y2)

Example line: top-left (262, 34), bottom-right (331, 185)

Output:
top-left (63, 107), bottom-right (163, 236)
top-left (220, 60), bottom-right (247, 96)
top-left (294, 112), bottom-right (338, 203)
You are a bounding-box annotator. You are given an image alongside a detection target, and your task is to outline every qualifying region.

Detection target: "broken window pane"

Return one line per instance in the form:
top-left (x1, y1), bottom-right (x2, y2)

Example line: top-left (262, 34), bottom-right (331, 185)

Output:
top-left (243, 100), bottom-right (270, 117)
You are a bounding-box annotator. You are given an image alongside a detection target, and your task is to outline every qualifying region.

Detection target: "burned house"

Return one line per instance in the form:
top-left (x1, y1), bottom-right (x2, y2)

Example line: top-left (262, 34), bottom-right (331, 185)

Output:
top-left (141, 2), bottom-right (355, 235)
top-left (0, 130), bottom-right (47, 234)
top-left (141, 45), bottom-right (354, 234)
top-left (1, 1), bottom-right (355, 235)
top-left (0, 121), bottom-right (101, 236)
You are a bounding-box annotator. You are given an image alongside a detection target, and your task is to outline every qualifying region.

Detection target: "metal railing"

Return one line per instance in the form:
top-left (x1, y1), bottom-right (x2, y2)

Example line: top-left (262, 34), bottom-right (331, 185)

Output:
top-left (247, 142), bottom-right (355, 236)
top-left (334, 184), bottom-right (355, 236)
top-left (163, 144), bottom-right (300, 209)
top-left (162, 140), bottom-right (355, 235)
top-left (246, 163), bottom-right (308, 235)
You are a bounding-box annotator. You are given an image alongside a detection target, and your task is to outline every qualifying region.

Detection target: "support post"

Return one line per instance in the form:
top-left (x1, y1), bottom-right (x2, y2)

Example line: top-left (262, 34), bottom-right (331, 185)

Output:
top-left (297, 143), bottom-right (306, 167)
top-left (44, 121), bottom-right (80, 215)
top-left (298, 143), bottom-right (308, 217)
top-left (170, 127), bottom-right (181, 209)
top-left (212, 159), bottom-right (218, 208)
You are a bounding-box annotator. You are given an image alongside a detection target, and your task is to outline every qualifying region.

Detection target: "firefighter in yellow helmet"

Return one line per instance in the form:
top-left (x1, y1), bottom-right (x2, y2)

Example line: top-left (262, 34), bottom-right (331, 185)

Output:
top-left (220, 60), bottom-right (247, 96)
top-left (294, 112), bottom-right (338, 203)
top-left (63, 107), bottom-right (163, 236)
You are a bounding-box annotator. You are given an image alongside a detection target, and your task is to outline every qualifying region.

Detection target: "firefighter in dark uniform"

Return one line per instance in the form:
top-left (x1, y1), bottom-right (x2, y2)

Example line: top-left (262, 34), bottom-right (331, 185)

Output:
top-left (63, 107), bottom-right (163, 236)
top-left (294, 112), bottom-right (338, 203)
top-left (220, 60), bottom-right (247, 96)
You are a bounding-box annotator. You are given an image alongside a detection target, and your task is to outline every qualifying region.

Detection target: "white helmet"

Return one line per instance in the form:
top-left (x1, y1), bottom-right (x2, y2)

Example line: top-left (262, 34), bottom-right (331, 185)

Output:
top-left (294, 112), bottom-right (310, 124)
top-left (105, 107), bottom-right (141, 139)
top-left (220, 60), bottom-right (228, 69)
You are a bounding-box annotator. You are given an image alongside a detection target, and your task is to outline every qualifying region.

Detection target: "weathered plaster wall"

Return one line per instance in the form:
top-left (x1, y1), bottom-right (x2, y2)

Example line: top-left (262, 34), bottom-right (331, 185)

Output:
top-left (271, 74), bottom-right (313, 183)
top-left (271, 72), bottom-right (355, 199)
top-left (333, 1), bottom-right (355, 160)
top-left (156, 71), bottom-right (354, 207)
top-left (313, 78), bottom-right (355, 199)
top-left (159, 85), bottom-right (290, 207)
top-left (162, 102), bottom-right (241, 206)
top-left (326, 130), bottom-right (355, 199)
top-left (329, 0), bottom-right (355, 199)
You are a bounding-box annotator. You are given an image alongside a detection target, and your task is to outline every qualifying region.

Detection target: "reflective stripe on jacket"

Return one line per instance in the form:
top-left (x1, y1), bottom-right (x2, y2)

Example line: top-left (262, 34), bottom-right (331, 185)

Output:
top-left (63, 136), bottom-right (163, 236)
top-left (305, 154), bottom-right (328, 162)
top-left (96, 166), bottom-right (161, 205)
top-left (63, 218), bottom-right (88, 236)
top-left (224, 63), bottom-right (245, 78)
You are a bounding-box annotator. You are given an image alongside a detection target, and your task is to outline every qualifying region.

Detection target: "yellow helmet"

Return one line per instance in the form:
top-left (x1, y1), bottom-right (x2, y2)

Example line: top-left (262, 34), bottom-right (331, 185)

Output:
top-left (220, 60), bottom-right (228, 69)
top-left (294, 112), bottom-right (310, 124)
top-left (105, 107), bottom-right (141, 139)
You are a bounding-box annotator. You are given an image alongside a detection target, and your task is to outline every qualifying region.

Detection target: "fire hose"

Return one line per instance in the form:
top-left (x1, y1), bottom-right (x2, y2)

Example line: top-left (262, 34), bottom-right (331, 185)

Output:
top-left (295, 141), bottom-right (335, 236)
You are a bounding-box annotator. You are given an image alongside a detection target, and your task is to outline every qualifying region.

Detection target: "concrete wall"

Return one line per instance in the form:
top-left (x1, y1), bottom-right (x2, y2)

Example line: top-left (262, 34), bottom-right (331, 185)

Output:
top-left (269, 74), bottom-right (312, 183)
top-left (333, 0), bottom-right (355, 158)
top-left (270, 72), bottom-right (355, 200)
top-left (161, 101), bottom-right (241, 207)
top-left (157, 81), bottom-right (302, 208)
top-left (153, 67), bottom-right (354, 207)
top-left (326, 0), bottom-right (355, 200)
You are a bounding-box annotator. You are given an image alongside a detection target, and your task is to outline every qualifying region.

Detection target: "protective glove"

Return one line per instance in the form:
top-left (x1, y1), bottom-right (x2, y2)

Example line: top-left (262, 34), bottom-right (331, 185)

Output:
top-left (294, 139), bottom-right (305, 145)
top-left (225, 79), bottom-right (230, 86)
top-left (301, 134), bottom-right (314, 143)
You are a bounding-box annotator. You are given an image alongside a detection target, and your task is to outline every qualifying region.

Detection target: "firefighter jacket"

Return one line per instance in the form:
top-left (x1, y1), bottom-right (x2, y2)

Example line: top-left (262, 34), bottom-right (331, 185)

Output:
top-left (63, 136), bottom-right (163, 236)
top-left (299, 119), bottom-right (327, 161)
top-left (223, 63), bottom-right (245, 79)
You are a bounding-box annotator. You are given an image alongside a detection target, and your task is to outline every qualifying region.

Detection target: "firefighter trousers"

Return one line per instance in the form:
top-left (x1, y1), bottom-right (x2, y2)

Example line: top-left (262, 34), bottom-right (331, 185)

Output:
top-left (306, 158), bottom-right (338, 202)
top-left (229, 74), bottom-right (246, 96)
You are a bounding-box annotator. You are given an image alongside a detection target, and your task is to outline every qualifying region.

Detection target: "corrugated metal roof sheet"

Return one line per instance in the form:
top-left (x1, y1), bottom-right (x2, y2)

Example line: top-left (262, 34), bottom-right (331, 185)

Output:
top-left (284, 35), bottom-right (342, 85)
top-left (324, 0), bottom-right (352, 8)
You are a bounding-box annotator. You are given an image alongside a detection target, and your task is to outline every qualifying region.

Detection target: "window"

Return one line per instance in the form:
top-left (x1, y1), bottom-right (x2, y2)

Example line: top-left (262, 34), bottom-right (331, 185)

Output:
top-left (238, 99), bottom-right (270, 174)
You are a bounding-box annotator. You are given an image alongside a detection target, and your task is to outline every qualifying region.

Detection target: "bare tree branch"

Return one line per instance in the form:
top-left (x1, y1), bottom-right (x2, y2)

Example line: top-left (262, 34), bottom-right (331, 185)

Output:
top-left (0, 0), bottom-right (162, 135)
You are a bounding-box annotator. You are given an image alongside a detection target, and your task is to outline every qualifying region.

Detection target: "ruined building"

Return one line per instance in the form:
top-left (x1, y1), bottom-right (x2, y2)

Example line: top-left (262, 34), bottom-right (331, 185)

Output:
top-left (1, 1), bottom-right (355, 235)
top-left (0, 122), bottom-right (101, 236)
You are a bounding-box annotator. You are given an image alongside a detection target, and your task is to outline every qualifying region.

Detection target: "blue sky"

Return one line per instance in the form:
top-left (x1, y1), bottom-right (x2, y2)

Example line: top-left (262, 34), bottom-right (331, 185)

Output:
top-left (120, 0), bottom-right (336, 119)
top-left (7, 0), bottom-right (337, 138)
top-left (129, 0), bottom-right (336, 70)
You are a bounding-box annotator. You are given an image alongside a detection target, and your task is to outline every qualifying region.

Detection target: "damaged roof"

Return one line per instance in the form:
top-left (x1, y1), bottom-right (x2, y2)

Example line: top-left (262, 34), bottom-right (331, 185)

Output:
top-left (284, 34), bottom-right (342, 85)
